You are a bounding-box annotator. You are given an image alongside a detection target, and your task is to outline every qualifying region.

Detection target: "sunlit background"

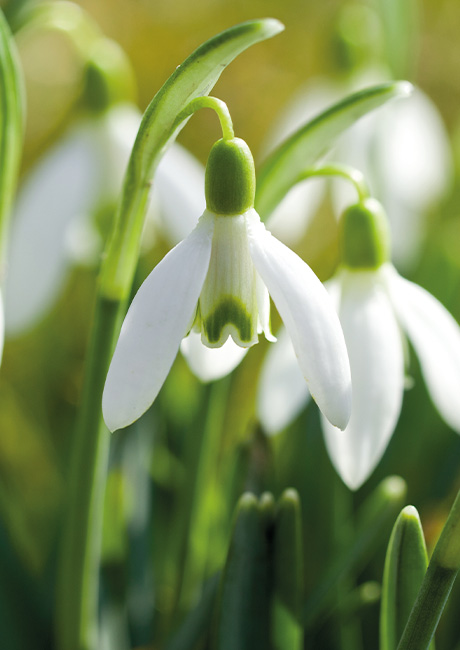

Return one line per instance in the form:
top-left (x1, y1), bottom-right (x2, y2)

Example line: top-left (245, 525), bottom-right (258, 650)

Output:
top-left (2, 0), bottom-right (460, 648)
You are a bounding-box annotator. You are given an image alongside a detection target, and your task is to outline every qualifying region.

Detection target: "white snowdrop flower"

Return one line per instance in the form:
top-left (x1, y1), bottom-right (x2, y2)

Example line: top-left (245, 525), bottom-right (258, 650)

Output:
top-left (264, 74), bottom-right (452, 268)
top-left (103, 137), bottom-right (352, 432)
top-left (4, 104), bottom-right (204, 335)
top-left (258, 198), bottom-right (460, 490)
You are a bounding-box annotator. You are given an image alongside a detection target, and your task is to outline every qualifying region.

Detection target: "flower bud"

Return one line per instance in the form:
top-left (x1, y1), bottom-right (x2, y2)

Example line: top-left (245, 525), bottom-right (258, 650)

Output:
top-left (339, 197), bottom-right (390, 269)
top-left (205, 137), bottom-right (256, 215)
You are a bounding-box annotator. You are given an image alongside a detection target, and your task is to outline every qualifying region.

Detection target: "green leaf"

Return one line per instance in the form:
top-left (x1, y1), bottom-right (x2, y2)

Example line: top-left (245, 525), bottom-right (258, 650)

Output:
top-left (0, 8), bottom-right (23, 266)
top-left (273, 489), bottom-right (303, 650)
top-left (255, 81), bottom-right (413, 219)
top-left (302, 476), bottom-right (407, 628)
top-left (380, 506), bottom-right (432, 650)
top-left (214, 492), bottom-right (274, 650)
top-left (397, 488), bottom-right (460, 650)
top-left (100, 17), bottom-right (284, 299)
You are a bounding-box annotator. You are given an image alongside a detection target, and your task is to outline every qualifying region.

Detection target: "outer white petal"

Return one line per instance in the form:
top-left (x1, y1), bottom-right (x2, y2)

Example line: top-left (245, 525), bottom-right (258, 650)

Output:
top-left (149, 143), bottom-right (205, 245)
top-left (180, 329), bottom-right (248, 382)
top-left (386, 267), bottom-right (460, 432)
top-left (246, 210), bottom-right (351, 429)
top-left (102, 213), bottom-right (214, 431)
top-left (321, 269), bottom-right (405, 490)
top-left (5, 122), bottom-right (102, 335)
top-left (257, 326), bottom-right (311, 435)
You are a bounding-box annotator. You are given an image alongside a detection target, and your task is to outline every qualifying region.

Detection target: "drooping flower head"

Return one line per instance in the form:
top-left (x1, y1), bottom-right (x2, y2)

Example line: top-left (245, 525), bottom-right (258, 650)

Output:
top-left (258, 193), bottom-right (460, 490)
top-left (102, 135), bottom-right (352, 432)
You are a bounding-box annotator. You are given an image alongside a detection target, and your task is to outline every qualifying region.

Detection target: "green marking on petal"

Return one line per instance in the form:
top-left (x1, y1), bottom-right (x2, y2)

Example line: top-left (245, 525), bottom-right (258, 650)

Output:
top-left (202, 295), bottom-right (255, 346)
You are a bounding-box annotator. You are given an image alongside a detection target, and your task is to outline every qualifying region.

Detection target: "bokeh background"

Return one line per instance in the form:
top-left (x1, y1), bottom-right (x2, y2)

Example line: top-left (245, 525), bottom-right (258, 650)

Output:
top-left (2, 0), bottom-right (460, 648)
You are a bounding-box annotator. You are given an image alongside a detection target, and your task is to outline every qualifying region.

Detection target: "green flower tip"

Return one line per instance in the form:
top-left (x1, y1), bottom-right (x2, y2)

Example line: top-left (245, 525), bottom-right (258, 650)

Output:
top-left (83, 37), bottom-right (137, 112)
top-left (205, 137), bottom-right (256, 215)
top-left (339, 197), bottom-right (390, 269)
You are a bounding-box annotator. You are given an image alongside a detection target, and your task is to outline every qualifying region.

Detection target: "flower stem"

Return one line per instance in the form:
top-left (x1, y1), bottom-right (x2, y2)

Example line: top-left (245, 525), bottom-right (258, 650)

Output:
top-left (55, 296), bottom-right (125, 650)
top-left (177, 96), bottom-right (235, 140)
top-left (297, 164), bottom-right (371, 203)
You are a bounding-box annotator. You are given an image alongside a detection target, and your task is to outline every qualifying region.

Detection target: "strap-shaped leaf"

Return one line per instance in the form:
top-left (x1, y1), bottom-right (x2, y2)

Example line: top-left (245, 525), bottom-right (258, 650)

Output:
top-left (273, 489), bottom-right (303, 650)
top-left (0, 8), bottom-right (23, 265)
top-left (214, 493), bottom-right (273, 650)
top-left (101, 18), bottom-right (283, 299)
top-left (380, 506), bottom-right (432, 650)
top-left (255, 81), bottom-right (412, 218)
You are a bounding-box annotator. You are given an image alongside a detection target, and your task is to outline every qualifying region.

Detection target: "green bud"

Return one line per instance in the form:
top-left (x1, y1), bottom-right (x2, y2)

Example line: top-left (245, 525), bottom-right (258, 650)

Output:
top-left (83, 38), bottom-right (137, 113)
top-left (205, 137), bottom-right (256, 215)
top-left (339, 197), bottom-right (390, 269)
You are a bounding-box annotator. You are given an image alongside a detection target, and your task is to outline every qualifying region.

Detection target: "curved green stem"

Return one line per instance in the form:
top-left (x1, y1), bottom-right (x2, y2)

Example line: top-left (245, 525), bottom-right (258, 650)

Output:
top-left (297, 163), bottom-right (371, 203)
top-left (177, 96), bottom-right (234, 140)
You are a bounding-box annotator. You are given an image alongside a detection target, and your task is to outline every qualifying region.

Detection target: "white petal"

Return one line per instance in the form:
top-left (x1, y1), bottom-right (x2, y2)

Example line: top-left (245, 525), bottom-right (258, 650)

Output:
top-left (102, 213), bottom-right (214, 431)
top-left (149, 142), bottom-right (205, 245)
top-left (180, 329), bottom-right (248, 382)
top-left (5, 122), bottom-right (102, 335)
top-left (321, 269), bottom-right (404, 490)
top-left (246, 210), bottom-right (351, 429)
top-left (96, 103), bottom-right (142, 201)
top-left (265, 179), bottom-right (325, 246)
top-left (257, 326), bottom-right (310, 435)
top-left (386, 268), bottom-right (460, 432)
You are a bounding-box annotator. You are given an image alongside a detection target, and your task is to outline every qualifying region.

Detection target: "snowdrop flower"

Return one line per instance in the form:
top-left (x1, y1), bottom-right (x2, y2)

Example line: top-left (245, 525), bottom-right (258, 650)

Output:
top-left (265, 75), bottom-right (452, 268)
top-left (4, 104), bottom-right (204, 335)
top-left (258, 198), bottom-right (460, 490)
top-left (103, 136), bottom-right (352, 432)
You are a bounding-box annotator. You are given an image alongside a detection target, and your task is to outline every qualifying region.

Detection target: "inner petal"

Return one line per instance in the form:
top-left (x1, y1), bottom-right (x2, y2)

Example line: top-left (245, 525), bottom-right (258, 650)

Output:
top-left (199, 214), bottom-right (259, 348)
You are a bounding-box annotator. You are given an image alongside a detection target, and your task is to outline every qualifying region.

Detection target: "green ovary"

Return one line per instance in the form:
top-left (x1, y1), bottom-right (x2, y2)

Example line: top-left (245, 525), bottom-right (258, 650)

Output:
top-left (202, 295), bottom-right (254, 346)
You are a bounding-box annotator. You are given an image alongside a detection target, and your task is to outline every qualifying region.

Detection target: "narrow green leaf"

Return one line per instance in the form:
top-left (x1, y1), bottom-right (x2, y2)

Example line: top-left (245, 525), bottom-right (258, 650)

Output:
top-left (214, 493), bottom-right (273, 650)
top-left (302, 476), bottom-right (407, 628)
top-left (273, 489), bottom-right (303, 650)
top-left (100, 17), bottom-right (284, 299)
top-left (165, 573), bottom-right (221, 650)
top-left (380, 506), bottom-right (432, 650)
top-left (0, 8), bottom-right (24, 266)
top-left (255, 81), bottom-right (413, 218)
top-left (397, 488), bottom-right (460, 650)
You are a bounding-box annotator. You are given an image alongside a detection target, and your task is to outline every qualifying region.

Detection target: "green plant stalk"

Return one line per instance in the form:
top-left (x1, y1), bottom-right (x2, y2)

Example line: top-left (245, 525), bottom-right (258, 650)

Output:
top-left (54, 19), bottom-right (283, 650)
top-left (178, 376), bottom-right (232, 611)
top-left (297, 164), bottom-right (370, 203)
top-left (396, 489), bottom-right (460, 650)
top-left (0, 8), bottom-right (24, 271)
top-left (55, 296), bottom-right (124, 650)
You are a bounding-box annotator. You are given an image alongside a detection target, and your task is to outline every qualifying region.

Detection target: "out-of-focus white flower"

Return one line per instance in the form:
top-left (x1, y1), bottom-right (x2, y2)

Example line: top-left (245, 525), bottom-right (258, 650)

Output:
top-left (258, 199), bottom-right (460, 490)
top-left (103, 137), bottom-right (351, 433)
top-left (4, 104), bottom-right (205, 335)
top-left (264, 74), bottom-right (452, 268)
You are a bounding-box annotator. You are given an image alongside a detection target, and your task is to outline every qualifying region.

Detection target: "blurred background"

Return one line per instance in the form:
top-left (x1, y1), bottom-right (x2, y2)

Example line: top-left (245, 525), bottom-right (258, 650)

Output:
top-left (2, 0), bottom-right (460, 648)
